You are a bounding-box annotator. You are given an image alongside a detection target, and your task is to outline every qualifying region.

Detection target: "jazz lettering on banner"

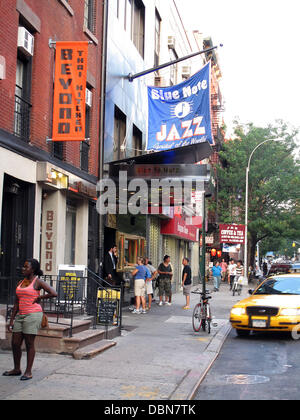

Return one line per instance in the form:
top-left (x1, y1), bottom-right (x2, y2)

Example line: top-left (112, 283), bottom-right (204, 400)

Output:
top-left (52, 41), bottom-right (88, 142)
top-left (147, 62), bottom-right (213, 151)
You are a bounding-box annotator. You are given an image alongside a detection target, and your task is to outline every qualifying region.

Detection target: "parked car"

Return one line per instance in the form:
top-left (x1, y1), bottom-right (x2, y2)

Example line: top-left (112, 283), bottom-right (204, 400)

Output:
top-left (268, 262), bottom-right (292, 275)
top-left (230, 274), bottom-right (300, 336)
top-left (291, 263), bottom-right (300, 273)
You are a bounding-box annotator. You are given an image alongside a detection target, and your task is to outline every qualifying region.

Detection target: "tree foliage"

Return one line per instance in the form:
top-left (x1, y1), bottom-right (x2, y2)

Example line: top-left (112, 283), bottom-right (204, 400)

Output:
top-left (214, 121), bottom-right (300, 266)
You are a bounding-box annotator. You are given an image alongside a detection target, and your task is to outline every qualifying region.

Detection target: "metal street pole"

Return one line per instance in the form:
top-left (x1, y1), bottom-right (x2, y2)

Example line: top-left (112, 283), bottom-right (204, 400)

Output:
top-left (201, 194), bottom-right (206, 294)
top-left (244, 138), bottom-right (282, 281)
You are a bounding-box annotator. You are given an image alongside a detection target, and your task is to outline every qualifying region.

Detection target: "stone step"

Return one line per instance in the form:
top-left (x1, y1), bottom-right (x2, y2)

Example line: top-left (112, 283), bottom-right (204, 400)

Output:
top-left (63, 329), bottom-right (107, 353)
top-left (40, 318), bottom-right (92, 339)
top-left (0, 317), bottom-right (120, 356)
top-left (72, 340), bottom-right (116, 360)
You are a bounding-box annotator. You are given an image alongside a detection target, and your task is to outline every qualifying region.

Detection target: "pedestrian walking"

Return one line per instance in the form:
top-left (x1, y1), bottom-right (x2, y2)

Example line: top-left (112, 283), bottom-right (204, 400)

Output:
top-left (182, 257), bottom-right (192, 309)
top-left (211, 260), bottom-right (222, 292)
top-left (227, 259), bottom-right (237, 291)
top-left (220, 258), bottom-right (228, 282)
top-left (145, 258), bottom-right (157, 309)
top-left (157, 255), bottom-right (173, 306)
top-left (131, 257), bottom-right (151, 314)
top-left (3, 258), bottom-right (57, 380)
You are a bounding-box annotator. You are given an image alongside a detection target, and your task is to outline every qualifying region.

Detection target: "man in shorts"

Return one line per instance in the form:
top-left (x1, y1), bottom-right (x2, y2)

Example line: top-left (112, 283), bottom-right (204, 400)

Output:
top-left (182, 257), bottom-right (192, 309)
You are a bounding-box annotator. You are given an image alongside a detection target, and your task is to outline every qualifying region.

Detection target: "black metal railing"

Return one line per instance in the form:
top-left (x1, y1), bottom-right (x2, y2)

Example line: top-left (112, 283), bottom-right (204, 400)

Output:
top-left (14, 94), bottom-right (32, 140)
top-left (2, 270), bottom-right (123, 338)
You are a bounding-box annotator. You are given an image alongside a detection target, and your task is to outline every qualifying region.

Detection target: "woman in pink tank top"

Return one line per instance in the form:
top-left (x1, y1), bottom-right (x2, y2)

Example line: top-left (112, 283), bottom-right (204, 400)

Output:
top-left (3, 259), bottom-right (57, 381)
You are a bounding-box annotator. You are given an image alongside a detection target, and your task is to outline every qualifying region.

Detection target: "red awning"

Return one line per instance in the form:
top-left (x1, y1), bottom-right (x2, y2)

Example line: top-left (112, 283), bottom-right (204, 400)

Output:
top-left (161, 215), bottom-right (198, 242)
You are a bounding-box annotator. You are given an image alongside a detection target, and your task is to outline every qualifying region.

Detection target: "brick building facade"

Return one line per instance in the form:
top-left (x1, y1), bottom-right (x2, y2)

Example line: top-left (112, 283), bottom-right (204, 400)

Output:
top-left (0, 0), bottom-right (104, 293)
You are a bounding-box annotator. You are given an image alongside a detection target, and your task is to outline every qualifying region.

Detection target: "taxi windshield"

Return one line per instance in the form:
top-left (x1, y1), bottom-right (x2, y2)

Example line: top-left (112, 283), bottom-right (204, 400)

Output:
top-left (254, 277), bottom-right (300, 295)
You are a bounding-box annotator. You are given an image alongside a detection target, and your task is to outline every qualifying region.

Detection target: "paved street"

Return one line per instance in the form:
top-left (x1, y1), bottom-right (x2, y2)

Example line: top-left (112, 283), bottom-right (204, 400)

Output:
top-left (195, 328), bottom-right (300, 400)
top-left (0, 282), bottom-right (246, 401)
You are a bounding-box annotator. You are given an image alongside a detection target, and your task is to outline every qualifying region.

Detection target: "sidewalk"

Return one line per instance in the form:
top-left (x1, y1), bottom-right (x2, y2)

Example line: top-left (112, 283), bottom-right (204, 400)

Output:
top-left (0, 282), bottom-right (249, 400)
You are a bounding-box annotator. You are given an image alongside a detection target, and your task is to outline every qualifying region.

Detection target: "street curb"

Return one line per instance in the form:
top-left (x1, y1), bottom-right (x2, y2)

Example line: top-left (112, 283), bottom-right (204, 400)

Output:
top-left (169, 321), bottom-right (232, 400)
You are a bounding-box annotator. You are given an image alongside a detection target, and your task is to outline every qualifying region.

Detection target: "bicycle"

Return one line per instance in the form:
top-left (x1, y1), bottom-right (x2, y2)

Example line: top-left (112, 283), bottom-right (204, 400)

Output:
top-left (191, 289), bottom-right (212, 333)
top-left (232, 276), bottom-right (243, 296)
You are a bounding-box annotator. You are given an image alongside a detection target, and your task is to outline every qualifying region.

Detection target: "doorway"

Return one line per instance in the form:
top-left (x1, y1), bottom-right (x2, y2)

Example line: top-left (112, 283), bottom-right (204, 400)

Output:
top-left (0, 174), bottom-right (35, 302)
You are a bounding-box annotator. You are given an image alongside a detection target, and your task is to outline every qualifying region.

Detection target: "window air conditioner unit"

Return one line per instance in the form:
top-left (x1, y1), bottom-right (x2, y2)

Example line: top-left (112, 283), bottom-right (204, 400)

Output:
top-left (85, 88), bottom-right (92, 107)
top-left (182, 66), bottom-right (191, 78)
top-left (168, 36), bottom-right (175, 50)
top-left (17, 27), bottom-right (34, 56)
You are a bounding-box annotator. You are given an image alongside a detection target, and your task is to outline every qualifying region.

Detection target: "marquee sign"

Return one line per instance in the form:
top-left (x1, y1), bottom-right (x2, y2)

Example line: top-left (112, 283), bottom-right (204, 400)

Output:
top-left (147, 62), bottom-right (213, 151)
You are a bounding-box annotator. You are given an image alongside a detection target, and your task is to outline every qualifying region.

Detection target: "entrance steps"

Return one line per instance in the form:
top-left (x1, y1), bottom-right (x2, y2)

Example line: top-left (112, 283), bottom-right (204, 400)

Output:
top-left (0, 317), bottom-right (119, 360)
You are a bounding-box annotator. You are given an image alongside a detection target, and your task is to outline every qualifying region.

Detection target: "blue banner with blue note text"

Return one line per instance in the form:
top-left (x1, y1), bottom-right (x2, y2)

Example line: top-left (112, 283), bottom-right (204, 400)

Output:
top-left (147, 63), bottom-right (213, 151)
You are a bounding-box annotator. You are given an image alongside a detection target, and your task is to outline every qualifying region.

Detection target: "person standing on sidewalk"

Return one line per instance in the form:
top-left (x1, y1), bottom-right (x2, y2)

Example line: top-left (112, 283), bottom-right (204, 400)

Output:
top-left (3, 258), bottom-right (57, 380)
top-left (182, 258), bottom-right (192, 309)
top-left (220, 258), bottom-right (228, 282)
top-left (131, 257), bottom-right (151, 314)
top-left (211, 260), bottom-right (222, 292)
top-left (157, 255), bottom-right (173, 306)
top-left (145, 258), bottom-right (157, 309)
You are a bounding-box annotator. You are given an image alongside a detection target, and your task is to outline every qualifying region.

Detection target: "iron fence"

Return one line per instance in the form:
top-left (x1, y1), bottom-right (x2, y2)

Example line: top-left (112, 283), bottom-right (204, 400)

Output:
top-left (2, 270), bottom-right (123, 337)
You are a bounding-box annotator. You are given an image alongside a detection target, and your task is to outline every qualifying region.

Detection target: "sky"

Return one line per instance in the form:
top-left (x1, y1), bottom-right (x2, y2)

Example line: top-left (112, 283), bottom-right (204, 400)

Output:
top-left (175, 0), bottom-right (300, 137)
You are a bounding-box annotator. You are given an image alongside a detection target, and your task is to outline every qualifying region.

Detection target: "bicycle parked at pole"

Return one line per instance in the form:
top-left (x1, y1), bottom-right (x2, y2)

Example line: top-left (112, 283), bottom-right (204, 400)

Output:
top-left (191, 288), bottom-right (212, 333)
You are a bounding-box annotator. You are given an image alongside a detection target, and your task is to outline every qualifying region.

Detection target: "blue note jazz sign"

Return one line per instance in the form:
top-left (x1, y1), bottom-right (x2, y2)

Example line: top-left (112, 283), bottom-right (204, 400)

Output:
top-left (147, 63), bottom-right (213, 151)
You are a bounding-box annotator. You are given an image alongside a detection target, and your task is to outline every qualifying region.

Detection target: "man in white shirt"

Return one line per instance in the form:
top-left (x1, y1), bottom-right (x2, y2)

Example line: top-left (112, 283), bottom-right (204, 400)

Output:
top-left (227, 259), bottom-right (237, 291)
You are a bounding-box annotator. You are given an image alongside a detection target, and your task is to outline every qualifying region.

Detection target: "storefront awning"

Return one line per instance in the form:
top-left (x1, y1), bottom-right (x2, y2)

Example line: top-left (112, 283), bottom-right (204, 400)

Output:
top-left (107, 140), bottom-right (213, 166)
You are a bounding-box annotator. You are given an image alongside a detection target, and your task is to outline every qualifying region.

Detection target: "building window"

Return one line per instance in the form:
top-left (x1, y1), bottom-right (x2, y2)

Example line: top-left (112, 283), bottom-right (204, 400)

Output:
top-left (131, 0), bottom-right (145, 57)
top-left (14, 49), bottom-right (32, 140)
top-left (154, 10), bottom-right (161, 70)
top-left (124, 0), bottom-right (144, 57)
top-left (125, 0), bottom-right (132, 33)
top-left (84, 0), bottom-right (95, 33)
top-left (52, 141), bottom-right (64, 160)
top-left (81, 87), bottom-right (92, 171)
top-left (81, 141), bottom-right (90, 172)
top-left (132, 124), bottom-right (142, 156)
top-left (114, 107), bottom-right (126, 161)
top-left (169, 49), bottom-right (178, 86)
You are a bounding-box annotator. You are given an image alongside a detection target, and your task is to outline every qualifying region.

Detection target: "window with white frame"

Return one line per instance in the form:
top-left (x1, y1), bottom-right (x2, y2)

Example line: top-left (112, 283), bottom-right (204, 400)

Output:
top-left (84, 0), bottom-right (95, 33)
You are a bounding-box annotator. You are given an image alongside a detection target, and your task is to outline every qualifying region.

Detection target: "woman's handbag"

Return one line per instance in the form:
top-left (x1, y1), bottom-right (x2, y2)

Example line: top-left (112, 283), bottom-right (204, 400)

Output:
top-left (41, 313), bottom-right (49, 329)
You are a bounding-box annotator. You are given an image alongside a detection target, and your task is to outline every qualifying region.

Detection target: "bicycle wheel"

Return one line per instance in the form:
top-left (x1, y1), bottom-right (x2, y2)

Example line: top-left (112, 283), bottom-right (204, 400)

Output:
top-left (232, 284), bottom-right (236, 296)
top-left (202, 304), bottom-right (211, 333)
top-left (238, 284), bottom-right (242, 296)
top-left (192, 303), bottom-right (202, 332)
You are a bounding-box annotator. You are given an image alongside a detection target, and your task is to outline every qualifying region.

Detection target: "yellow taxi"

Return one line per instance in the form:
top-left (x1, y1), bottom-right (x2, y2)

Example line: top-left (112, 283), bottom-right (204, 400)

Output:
top-left (230, 274), bottom-right (300, 337)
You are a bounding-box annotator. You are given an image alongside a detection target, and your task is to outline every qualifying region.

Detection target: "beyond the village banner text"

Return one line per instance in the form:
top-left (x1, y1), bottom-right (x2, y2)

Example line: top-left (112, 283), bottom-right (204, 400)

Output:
top-left (52, 41), bottom-right (88, 141)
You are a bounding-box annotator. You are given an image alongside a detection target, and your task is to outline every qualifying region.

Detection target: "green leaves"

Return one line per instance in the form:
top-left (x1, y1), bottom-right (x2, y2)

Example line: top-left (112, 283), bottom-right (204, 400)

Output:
top-left (214, 121), bottom-right (300, 261)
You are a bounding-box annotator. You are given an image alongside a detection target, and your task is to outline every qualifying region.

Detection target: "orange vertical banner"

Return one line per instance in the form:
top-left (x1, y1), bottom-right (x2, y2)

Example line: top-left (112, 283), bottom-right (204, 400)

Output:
top-left (52, 41), bottom-right (88, 141)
